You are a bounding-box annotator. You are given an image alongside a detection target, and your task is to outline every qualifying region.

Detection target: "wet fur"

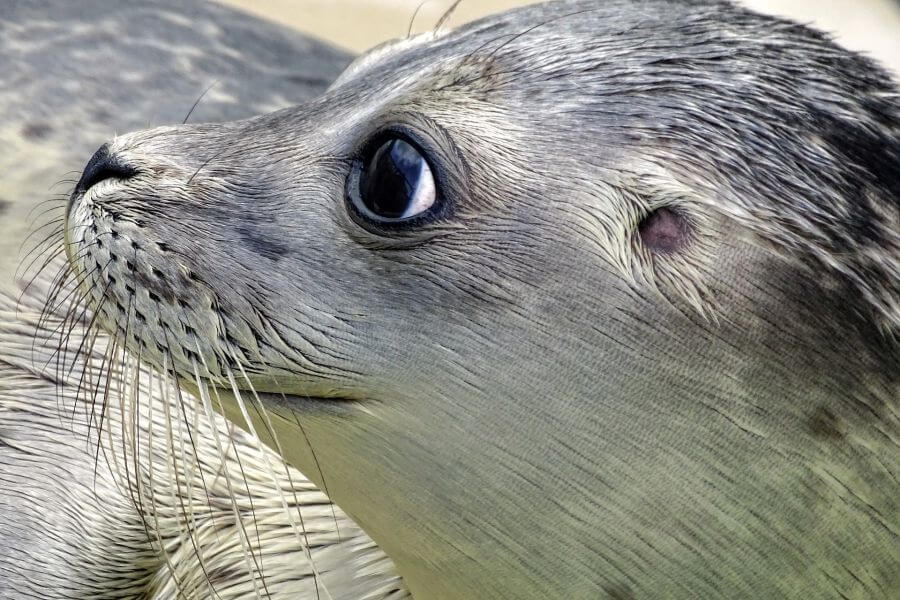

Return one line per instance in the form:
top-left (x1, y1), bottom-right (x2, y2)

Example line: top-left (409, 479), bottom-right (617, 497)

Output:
top-left (13, 0), bottom-right (900, 599)
top-left (0, 274), bottom-right (407, 598)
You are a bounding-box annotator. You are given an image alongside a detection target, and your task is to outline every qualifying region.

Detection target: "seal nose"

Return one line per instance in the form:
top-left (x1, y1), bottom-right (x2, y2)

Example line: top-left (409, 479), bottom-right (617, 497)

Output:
top-left (73, 143), bottom-right (138, 196)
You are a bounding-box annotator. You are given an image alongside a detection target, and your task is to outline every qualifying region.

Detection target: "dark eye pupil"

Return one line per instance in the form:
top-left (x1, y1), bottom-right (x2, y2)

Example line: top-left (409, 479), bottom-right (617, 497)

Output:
top-left (360, 139), bottom-right (427, 219)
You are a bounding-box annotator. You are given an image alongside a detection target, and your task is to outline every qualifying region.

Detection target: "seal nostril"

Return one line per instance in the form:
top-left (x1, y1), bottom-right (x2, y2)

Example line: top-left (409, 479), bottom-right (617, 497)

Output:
top-left (73, 143), bottom-right (138, 196)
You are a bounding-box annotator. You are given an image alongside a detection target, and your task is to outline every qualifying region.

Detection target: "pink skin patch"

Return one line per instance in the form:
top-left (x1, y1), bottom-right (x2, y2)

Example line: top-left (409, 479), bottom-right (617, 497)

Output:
top-left (638, 207), bottom-right (689, 253)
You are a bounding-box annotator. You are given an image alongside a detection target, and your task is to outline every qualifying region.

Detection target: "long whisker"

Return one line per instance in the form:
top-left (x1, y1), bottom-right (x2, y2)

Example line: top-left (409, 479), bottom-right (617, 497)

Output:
top-left (162, 351), bottom-right (223, 600)
top-left (165, 344), bottom-right (227, 600)
top-left (182, 81), bottom-right (220, 125)
top-left (434, 0), bottom-right (463, 31)
top-left (225, 356), bottom-right (332, 600)
top-left (192, 359), bottom-right (266, 600)
top-left (141, 360), bottom-right (191, 599)
top-left (407, 0), bottom-right (431, 37)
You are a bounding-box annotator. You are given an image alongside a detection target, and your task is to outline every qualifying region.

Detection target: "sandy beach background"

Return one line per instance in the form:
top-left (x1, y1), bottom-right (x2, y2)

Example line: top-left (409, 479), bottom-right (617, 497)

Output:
top-left (216, 0), bottom-right (900, 73)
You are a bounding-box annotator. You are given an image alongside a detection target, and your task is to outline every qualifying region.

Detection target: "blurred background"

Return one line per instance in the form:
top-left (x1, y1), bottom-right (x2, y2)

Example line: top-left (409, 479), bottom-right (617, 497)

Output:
top-left (218, 0), bottom-right (900, 73)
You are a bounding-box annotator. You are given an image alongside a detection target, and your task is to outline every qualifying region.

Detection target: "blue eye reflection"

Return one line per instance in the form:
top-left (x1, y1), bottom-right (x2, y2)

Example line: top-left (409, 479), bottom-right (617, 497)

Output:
top-left (358, 138), bottom-right (436, 221)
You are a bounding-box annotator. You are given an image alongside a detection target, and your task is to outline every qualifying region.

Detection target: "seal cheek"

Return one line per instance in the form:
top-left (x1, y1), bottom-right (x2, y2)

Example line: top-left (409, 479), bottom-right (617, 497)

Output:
top-left (237, 225), bottom-right (290, 261)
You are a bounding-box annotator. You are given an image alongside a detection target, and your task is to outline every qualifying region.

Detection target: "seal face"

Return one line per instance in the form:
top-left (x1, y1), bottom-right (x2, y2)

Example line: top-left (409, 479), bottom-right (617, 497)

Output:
top-left (0, 1), bottom-right (409, 598)
top-left (65, 1), bottom-right (899, 598)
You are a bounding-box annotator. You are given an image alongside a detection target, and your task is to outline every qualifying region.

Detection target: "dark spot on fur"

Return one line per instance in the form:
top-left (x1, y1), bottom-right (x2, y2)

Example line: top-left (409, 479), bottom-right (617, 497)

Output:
top-left (0, 198), bottom-right (9, 216)
top-left (808, 405), bottom-right (844, 440)
top-left (135, 268), bottom-right (175, 305)
top-left (604, 584), bottom-right (636, 600)
top-left (238, 225), bottom-right (289, 260)
top-left (20, 122), bottom-right (53, 140)
top-left (807, 107), bottom-right (899, 267)
top-left (639, 207), bottom-right (690, 253)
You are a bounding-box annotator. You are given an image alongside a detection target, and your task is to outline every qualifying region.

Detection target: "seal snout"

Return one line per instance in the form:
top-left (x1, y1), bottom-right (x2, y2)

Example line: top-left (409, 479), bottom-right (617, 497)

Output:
top-left (73, 143), bottom-right (138, 198)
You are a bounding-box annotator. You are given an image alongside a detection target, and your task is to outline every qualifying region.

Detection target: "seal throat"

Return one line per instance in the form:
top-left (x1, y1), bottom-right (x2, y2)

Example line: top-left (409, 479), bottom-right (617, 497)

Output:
top-left (31, 188), bottom-right (353, 600)
top-left (32, 254), bottom-right (351, 600)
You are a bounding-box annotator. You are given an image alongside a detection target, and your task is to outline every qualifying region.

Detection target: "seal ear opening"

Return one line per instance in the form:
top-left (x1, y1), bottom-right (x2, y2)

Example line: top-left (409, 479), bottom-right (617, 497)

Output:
top-left (629, 192), bottom-right (720, 321)
top-left (638, 206), bottom-right (691, 254)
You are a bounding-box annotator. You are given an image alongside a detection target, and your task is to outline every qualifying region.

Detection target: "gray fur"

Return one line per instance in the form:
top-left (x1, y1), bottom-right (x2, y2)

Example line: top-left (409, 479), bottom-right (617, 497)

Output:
top-left (1, 1), bottom-right (410, 598)
top-left (0, 278), bottom-right (407, 599)
top-left (32, 0), bottom-right (900, 598)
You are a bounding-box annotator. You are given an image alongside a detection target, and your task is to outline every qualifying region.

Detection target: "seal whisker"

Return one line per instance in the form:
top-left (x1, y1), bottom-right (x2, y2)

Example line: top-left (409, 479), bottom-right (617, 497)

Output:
top-left (14, 224), bottom-right (69, 285)
top-left (21, 246), bottom-right (68, 322)
top-left (43, 257), bottom-right (114, 379)
top-left (65, 268), bottom-right (115, 425)
top-left (433, 0), bottom-right (462, 32)
top-left (226, 357), bottom-right (334, 599)
top-left (406, 0), bottom-right (430, 38)
top-left (182, 80), bottom-right (220, 125)
top-left (37, 259), bottom-right (101, 390)
top-left (24, 194), bottom-right (69, 223)
top-left (185, 149), bottom-right (228, 187)
top-left (85, 322), bottom-right (119, 453)
top-left (16, 219), bottom-right (65, 252)
top-left (161, 351), bottom-right (225, 600)
top-left (140, 361), bottom-right (191, 599)
top-left (191, 359), bottom-right (268, 600)
top-left (38, 261), bottom-right (99, 378)
top-left (283, 401), bottom-right (342, 543)
top-left (24, 203), bottom-right (67, 234)
top-left (206, 374), bottom-right (274, 599)
top-left (25, 230), bottom-right (110, 321)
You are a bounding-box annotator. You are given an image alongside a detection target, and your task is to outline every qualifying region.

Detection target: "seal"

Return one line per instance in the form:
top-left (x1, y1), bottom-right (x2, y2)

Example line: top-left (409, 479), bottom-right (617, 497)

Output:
top-left (1, 1), bottom-right (409, 598)
top-left (0, 0), bottom-right (350, 278)
top-left (0, 282), bottom-right (406, 599)
top-left (60, 0), bottom-right (900, 598)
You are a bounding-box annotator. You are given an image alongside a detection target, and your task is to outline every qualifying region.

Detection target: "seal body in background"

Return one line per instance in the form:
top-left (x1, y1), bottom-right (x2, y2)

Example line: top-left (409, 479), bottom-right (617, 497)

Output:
top-left (0, 0), bottom-right (350, 277)
top-left (0, 2), bottom-right (413, 599)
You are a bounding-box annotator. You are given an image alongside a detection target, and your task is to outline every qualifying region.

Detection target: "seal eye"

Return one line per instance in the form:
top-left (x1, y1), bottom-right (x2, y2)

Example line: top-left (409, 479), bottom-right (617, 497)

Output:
top-left (354, 138), bottom-right (436, 221)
